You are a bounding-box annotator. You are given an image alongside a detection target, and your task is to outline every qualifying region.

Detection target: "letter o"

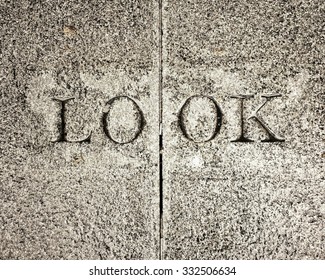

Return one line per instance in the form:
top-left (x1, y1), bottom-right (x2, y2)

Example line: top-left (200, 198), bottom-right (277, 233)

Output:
top-left (178, 95), bottom-right (223, 143)
top-left (102, 96), bottom-right (145, 144)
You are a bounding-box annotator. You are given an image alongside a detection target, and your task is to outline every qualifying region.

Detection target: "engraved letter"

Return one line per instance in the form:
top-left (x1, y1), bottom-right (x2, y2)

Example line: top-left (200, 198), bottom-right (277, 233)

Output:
top-left (52, 97), bottom-right (92, 143)
top-left (102, 96), bottom-right (145, 144)
top-left (179, 95), bottom-right (223, 143)
top-left (231, 94), bottom-right (284, 142)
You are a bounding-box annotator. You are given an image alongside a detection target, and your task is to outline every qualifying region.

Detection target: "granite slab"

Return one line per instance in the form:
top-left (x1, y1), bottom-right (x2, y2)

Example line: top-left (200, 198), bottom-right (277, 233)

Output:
top-left (0, 0), bottom-right (160, 259)
top-left (162, 0), bottom-right (324, 259)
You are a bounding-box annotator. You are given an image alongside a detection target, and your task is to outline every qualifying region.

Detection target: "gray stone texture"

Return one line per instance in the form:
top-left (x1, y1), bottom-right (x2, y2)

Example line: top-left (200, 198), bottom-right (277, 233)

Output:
top-left (1, 0), bottom-right (324, 260)
top-left (162, 0), bottom-right (324, 259)
top-left (0, 0), bottom-right (159, 259)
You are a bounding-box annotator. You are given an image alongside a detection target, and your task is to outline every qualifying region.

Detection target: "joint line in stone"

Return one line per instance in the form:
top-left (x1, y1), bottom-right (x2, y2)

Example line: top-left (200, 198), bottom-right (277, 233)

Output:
top-left (158, 0), bottom-right (164, 260)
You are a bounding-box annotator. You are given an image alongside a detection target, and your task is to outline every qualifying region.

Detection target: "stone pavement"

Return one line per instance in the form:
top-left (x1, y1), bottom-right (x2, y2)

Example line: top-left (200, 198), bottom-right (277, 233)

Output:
top-left (162, 0), bottom-right (324, 259)
top-left (0, 0), bottom-right (324, 259)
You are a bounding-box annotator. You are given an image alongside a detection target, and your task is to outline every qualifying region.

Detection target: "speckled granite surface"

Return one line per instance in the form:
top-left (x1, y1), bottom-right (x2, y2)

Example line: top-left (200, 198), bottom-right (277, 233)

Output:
top-left (0, 0), bottom-right (324, 260)
top-left (162, 0), bottom-right (324, 259)
top-left (0, 0), bottom-right (159, 259)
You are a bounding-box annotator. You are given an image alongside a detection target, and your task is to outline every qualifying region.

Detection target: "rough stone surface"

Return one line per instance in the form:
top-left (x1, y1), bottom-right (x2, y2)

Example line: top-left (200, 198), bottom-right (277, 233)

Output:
top-left (1, 0), bottom-right (324, 260)
top-left (0, 0), bottom-right (159, 259)
top-left (162, 0), bottom-right (324, 259)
